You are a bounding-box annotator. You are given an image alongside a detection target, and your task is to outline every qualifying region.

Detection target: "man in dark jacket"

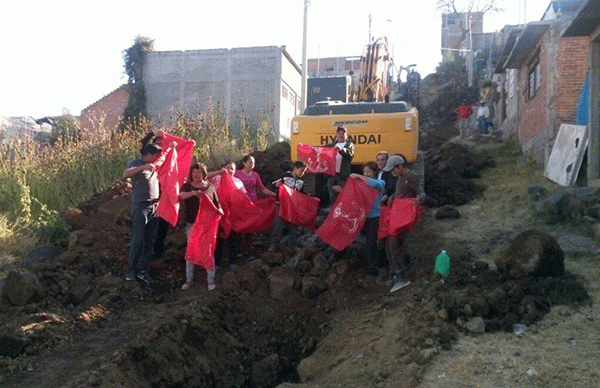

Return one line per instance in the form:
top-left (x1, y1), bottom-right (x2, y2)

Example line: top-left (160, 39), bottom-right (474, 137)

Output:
top-left (324, 126), bottom-right (354, 209)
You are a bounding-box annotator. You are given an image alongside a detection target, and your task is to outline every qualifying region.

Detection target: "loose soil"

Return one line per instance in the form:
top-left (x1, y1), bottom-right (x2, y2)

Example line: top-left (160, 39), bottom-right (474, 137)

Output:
top-left (1, 129), bottom-right (599, 387)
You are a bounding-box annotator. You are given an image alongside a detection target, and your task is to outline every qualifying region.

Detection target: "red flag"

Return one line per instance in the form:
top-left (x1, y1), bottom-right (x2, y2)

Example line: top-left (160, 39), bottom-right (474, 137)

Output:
top-left (232, 197), bottom-right (277, 233)
top-left (155, 133), bottom-right (196, 226)
top-left (217, 173), bottom-right (276, 234)
top-left (378, 198), bottom-right (424, 238)
top-left (160, 133), bottom-right (195, 186)
top-left (316, 177), bottom-right (378, 251)
top-left (378, 204), bottom-right (392, 239)
top-left (278, 185), bottom-right (320, 228)
top-left (156, 147), bottom-right (181, 226)
top-left (297, 144), bottom-right (339, 176)
top-left (184, 194), bottom-right (222, 269)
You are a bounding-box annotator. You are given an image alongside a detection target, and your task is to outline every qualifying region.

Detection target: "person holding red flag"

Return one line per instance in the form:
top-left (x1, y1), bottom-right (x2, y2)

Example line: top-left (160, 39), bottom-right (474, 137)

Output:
top-left (209, 161), bottom-right (246, 267)
top-left (122, 143), bottom-right (163, 284)
top-left (234, 155), bottom-right (276, 260)
top-left (180, 163), bottom-right (223, 291)
top-left (270, 161), bottom-right (307, 247)
top-left (382, 155), bottom-right (420, 292)
top-left (349, 162), bottom-right (385, 278)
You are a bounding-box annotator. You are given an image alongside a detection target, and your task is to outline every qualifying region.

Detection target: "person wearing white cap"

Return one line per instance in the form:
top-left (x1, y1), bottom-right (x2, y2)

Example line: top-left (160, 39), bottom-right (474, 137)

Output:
top-left (382, 155), bottom-right (420, 292)
top-left (324, 126), bottom-right (354, 210)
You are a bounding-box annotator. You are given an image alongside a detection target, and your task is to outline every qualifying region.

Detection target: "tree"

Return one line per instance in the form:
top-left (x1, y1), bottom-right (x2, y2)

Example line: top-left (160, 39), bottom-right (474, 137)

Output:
top-left (120, 35), bottom-right (155, 132)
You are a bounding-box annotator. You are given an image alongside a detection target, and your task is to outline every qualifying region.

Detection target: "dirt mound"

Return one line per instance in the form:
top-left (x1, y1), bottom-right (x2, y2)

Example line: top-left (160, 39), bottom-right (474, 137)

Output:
top-left (422, 141), bottom-right (495, 207)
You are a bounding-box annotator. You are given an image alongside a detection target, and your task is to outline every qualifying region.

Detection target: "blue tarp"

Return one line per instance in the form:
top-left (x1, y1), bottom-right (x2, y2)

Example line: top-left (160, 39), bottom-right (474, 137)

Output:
top-left (576, 71), bottom-right (590, 126)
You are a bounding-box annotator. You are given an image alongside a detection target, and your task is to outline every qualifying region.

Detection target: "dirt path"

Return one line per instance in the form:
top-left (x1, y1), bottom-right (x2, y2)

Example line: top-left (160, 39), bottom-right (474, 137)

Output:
top-left (279, 140), bottom-right (599, 388)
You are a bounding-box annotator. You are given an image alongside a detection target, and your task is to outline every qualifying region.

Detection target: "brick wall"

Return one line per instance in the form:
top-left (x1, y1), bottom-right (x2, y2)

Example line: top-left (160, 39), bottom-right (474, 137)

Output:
top-left (556, 37), bottom-right (589, 123)
top-left (80, 85), bottom-right (130, 131)
top-left (518, 33), bottom-right (549, 164)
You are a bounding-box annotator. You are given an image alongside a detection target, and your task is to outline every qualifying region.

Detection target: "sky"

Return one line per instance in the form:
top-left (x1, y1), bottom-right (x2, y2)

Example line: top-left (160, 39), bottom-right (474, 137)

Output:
top-left (0, 0), bottom-right (553, 118)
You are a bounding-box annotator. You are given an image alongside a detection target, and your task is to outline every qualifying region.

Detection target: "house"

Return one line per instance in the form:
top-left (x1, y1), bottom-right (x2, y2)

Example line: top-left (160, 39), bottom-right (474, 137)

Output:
top-left (441, 12), bottom-right (484, 58)
top-left (493, 2), bottom-right (588, 165)
top-left (562, 0), bottom-right (600, 185)
top-left (80, 85), bottom-right (130, 131)
top-left (143, 46), bottom-right (301, 143)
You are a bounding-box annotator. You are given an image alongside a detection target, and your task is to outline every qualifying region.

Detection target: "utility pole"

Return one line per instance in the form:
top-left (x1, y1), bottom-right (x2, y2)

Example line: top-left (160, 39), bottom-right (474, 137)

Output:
top-left (301, 0), bottom-right (309, 111)
top-left (467, 13), bottom-right (474, 88)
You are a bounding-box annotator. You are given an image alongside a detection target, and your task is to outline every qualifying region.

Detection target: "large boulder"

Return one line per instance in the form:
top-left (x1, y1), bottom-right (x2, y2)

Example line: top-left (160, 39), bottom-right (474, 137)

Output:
top-left (495, 230), bottom-right (564, 278)
top-left (4, 270), bottom-right (42, 306)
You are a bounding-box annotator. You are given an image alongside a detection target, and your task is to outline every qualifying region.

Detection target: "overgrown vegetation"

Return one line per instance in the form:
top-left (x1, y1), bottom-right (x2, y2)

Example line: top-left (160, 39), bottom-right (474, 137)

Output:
top-left (0, 103), bottom-right (271, 257)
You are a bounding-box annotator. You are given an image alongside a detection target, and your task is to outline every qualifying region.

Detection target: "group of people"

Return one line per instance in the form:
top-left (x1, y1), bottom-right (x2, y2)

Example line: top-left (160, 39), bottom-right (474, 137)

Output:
top-left (122, 126), bottom-right (421, 294)
top-left (319, 126), bottom-right (421, 292)
top-left (455, 100), bottom-right (493, 139)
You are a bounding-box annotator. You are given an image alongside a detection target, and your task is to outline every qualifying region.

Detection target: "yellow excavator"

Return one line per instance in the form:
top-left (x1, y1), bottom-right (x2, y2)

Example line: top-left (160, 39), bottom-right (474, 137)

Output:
top-left (290, 37), bottom-right (424, 192)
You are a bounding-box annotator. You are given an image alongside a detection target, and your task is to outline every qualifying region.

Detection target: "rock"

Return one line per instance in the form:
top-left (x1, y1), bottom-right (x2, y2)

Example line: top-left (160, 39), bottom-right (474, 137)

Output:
top-left (67, 279), bottom-right (94, 306)
top-left (495, 230), bottom-right (564, 278)
top-left (23, 245), bottom-right (64, 270)
top-left (312, 254), bottom-right (330, 277)
top-left (220, 271), bottom-right (240, 294)
top-left (60, 207), bottom-right (87, 230)
top-left (250, 354), bottom-right (281, 388)
top-left (466, 317), bottom-right (486, 334)
top-left (0, 333), bottom-right (28, 358)
top-left (5, 270), bottom-right (41, 306)
top-left (435, 205), bottom-right (461, 219)
top-left (239, 268), bottom-right (261, 294)
top-left (263, 252), bottom-right (285, 266)
top-left (267, 267), bottom-right (297, 301)
top-left (527, 186), bottom-right (549, 202)
top-left (331, 260), bottom-right (349, 277)
top-left (69, 230), bottom-right (95, 248)
top-left (593, 223), bottom-right (600, 242)
top-left (437, 308), bottom-right (448, 321)
top-left (534, 187), bottom-right (600, 223)
top-left (301, 276), bottom-right (327, 299)
top-left (297, 356), bottom-right (318, 382)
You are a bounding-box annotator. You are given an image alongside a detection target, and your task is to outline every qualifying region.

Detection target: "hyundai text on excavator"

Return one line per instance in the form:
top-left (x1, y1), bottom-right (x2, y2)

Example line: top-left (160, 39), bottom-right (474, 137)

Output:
top-left (290, 37), bottom-right (424, 194)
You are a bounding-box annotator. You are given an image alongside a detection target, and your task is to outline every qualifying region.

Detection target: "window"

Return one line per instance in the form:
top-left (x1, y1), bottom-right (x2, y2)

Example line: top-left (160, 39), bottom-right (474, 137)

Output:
top-left (282, 85), bottom-right (288, 99)
top-left (528, 54), bottom-right (541, 100)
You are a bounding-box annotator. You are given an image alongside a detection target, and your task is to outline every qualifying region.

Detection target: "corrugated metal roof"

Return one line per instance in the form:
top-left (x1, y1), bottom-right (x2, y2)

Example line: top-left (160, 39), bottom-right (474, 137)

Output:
top-left (505, 22), bottom-right (551, 69)
top-left (563, 0), bottom-right (600, 36)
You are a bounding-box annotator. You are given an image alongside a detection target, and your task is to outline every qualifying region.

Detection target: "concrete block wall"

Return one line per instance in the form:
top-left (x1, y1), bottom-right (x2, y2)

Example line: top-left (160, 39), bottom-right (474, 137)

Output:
top-left (80, 85), bottom-right (129, 131)
top-left (144, 46), bottom-right (300, 142)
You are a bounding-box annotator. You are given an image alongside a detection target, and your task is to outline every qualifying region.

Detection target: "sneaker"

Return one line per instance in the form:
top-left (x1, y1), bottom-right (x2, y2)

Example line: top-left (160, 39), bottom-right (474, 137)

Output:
top-left (390, 277), bottom-right (411, 293)
top-left (124, 271), bottom-right (136, 281)
top-left (208, 283), bottom-right (216, 291)
top-left (137, 271), bottom-right (156, 284)
top-left (181, 282), bottom-right (191, 290)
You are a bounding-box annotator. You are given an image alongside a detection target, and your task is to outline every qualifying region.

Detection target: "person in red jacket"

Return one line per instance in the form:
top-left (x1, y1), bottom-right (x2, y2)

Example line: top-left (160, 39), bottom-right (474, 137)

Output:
top-left (455, 100), bottom-right (473, 139)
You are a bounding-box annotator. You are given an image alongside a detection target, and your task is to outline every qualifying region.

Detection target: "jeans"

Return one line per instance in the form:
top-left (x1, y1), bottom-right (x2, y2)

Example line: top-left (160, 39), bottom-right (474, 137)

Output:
top-left (364, 217), bottom-right (379, 275)
top-left (477, 117), bottom-right (488, 134)
top-left (270, 217), bottom-right (299, 245)
top-left (326, 175), bottom-right (346, 207)
top-left (386, 232), bottom-right (409, 278)
top-left (127, 201), bottom-right (159, 275)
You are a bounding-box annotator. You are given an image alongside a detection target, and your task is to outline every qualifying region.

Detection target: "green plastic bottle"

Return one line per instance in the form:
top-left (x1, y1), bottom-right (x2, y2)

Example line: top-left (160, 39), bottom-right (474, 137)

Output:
top-left (434, 250), bottom-right (450, 277)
